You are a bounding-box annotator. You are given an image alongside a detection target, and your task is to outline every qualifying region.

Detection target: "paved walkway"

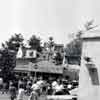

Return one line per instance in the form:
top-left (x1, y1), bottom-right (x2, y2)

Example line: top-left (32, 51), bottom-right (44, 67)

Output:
top-left (0, 93), bottom-right (47, 100)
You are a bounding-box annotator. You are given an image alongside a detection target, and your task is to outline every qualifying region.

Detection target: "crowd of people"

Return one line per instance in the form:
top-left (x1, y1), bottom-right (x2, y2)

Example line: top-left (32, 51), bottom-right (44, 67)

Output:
top-left (0, 75), bottom-right (78, 100)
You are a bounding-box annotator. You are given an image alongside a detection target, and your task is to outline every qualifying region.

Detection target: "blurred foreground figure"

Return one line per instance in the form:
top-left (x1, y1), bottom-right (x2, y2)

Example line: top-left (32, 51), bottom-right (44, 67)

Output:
top-left (0, 77), bottom-right (3, 93)
top-left (9, 83), bottom-right (16, 100)
top-left (28, 81), bottom-right (39, 100)
top-left (17, 84), bottom-right (25, 100)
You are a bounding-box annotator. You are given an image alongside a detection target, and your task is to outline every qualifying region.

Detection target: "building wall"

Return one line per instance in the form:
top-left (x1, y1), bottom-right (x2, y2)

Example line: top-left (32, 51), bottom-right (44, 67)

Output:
top-left (79, 39), bottom-right (100, 100)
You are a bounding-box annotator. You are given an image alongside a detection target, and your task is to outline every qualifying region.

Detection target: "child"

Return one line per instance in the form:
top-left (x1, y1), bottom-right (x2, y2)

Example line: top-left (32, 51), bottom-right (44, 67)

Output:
top-left (9, 83), bottom-right (17, 100)
top-left (17, 84), bottom-right (25, 100)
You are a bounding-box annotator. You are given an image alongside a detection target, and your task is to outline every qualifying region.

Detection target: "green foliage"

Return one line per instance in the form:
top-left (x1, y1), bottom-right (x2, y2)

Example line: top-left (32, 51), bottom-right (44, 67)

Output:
top-left (48, 36), bottom-right (55, 49)
top-left (54, 52), bottom-right (63, 65)
top-left (0, 49), bottom-right (16, 81)
top-left (28, 35), bottom-right (42, 52)
top-left (0, 33), bottom-right (23, 81)
top-left (65, 39), bottom-right (82, 57)
top-left (2, 33), bottom-right (24, 52)
top-left (84, 19), bottom-right (96, 31)
top-left (64, 39), bottom-right (82, 65)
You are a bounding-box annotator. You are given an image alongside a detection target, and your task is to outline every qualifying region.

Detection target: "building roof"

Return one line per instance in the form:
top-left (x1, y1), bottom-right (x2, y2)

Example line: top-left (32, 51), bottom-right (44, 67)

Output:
top-left (81, 29), bottom-right (100, 39)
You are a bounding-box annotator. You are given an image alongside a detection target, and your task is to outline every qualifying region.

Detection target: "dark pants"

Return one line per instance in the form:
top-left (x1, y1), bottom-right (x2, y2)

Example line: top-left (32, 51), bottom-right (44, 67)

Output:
top-left (10, 96), bottom-right (15, 100)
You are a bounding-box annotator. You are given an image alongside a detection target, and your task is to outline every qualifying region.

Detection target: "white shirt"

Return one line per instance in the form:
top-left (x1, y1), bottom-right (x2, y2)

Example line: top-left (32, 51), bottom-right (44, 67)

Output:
top-left (31, 83), bottom-right (39, 91)
top-left (36, 80), bottom-right (44, 88)
top-left (37, 80), bottom-right (44, 85)
top-left (52, 81), bottom-right (58, 90)
top-left (67, 84), bottom-right (72, 89)
top-left (17, 88), bottom-right (24, 100)
top-left (55, 84), bottom-right (64, 92)
top-left (0, 78), bottom-right (3, 85)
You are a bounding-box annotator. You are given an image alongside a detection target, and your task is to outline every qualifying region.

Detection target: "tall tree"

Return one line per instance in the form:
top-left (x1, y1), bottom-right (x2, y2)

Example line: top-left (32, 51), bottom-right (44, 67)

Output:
top-left (0, 49), bottom-right (16, 82)
top-left (2, 33), bottom-right (24, 53)
top-left (84, 19), bottom-right (98, 31)
top-left (48, 37), bottom-right (55, 50)
top-left (47, 37), bottom-right (55, 60)
top-left (28, 35), bottom-right (42, 52)
top-left (65, 39), bottom-right (82, 56)
top-left (0, 33), bottom-right (24, 81)
top-left (64, 39), bottom-right (82, 65)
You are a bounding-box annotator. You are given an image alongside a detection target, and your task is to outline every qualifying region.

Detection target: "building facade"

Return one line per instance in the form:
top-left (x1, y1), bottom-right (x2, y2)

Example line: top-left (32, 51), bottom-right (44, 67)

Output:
top-left (79, 29), bottom-right (100, 100)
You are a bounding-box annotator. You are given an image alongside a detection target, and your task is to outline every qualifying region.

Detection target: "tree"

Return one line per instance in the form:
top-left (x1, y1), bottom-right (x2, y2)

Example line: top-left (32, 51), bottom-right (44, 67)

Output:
top-left (48, 37), bottom-right (55, 50)
top-left (84, 19), bottom-right (98, 31)
top-left (65, 39), bottom-right (82, 65)
top-left (2, 33), bottom-right (24, 53)
top-left (28, 35), bottom-right (42, 52)
top-left (0, 49), bottom-right (16, 82)
top-left (0, 33), bottom-right (24, 81)
top-left (47, 37), bottom-right (55, 60)
top-left (54, 51), bottom-right (63, 65)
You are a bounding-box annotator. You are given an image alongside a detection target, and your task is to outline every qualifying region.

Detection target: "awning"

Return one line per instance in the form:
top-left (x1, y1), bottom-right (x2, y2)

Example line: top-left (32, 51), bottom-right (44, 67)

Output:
top-left (15, 61), bottom-right (63, 74)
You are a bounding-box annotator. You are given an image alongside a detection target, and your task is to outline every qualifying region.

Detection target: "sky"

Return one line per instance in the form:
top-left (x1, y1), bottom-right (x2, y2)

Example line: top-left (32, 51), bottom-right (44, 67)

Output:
top-left (0, 0), bottom-right (100, 47)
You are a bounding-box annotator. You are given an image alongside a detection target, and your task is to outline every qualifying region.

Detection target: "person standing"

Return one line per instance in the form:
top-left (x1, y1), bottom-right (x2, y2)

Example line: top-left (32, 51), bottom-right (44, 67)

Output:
top-left (18, 79), bottom-right (24, 89)
top-left (26, 80), bottom-right (32, 95)
top-left (17, 84), bottom-right (25, 100)
top-left (9, 83), bottom-right (17, 100)
top-left (28, 81), bottom-right (39, 100)
top-left (54, 79), bottom-right (64, 95)
top-left (36, 77), bottom-right (44, 95)
top-left (0, 77), bottom-right (3, 93)
top-left (51, 79), bottom-right (58, 94)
